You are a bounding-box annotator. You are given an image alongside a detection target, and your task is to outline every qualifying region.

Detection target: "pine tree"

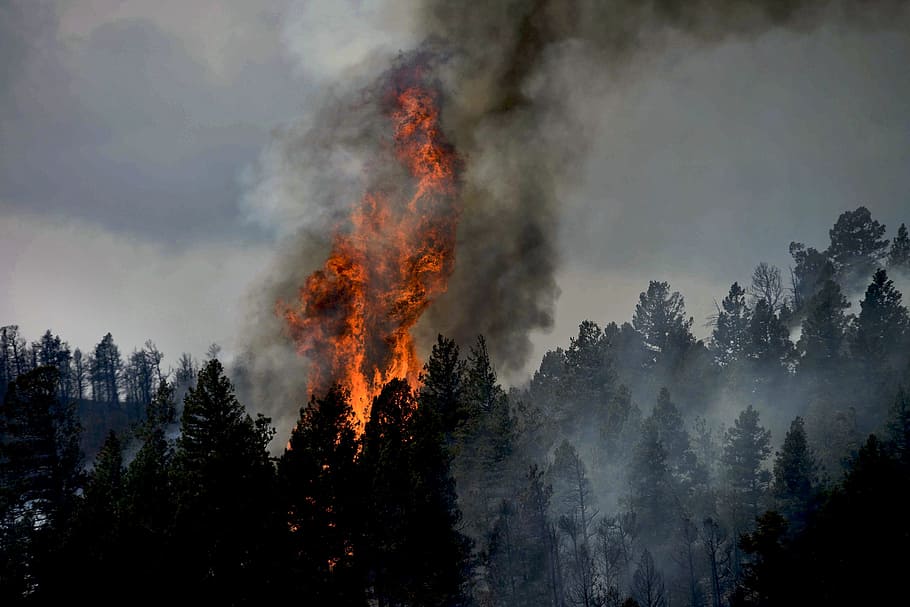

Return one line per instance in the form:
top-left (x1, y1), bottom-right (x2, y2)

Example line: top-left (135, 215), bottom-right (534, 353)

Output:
top-left (278, 385), bottom-right (362, 605)
top-left (632, 281), bottom-right (695, 364)
top-left (721, 406), bottom-right (772, 548)
top-left (172, 359), bottom-right (279, 603)
top-left (711, 282), bottom-right (751, 368)
top-left (826, 206), bottom-right (889, 286)
top-left (771, 417), bottom-right (818, 530)
top-left (90, 333), bottom-right (123, 404)
top-left (788, 242), bottom-right (835, 314)
top-left (418, 334), bottom-right (466, 436)
top-left (745, 300), bottom-right (792, 369)
top-left (887, 223), bottom-right (910, 273)
top-left (122, 381), bottom-right (177, 599)
top-left (630, 421), bottom-right (673, 545)
top-left (63, 431), bottom-right (128, 600)
top-left (0, 367), bottom-right (82, 601)
top-left (851, 269), bottom-right (908, 398)
top-left (360, 379), bottom-right (470, 607)
top-left (797, 280), bottom-right (851, 396)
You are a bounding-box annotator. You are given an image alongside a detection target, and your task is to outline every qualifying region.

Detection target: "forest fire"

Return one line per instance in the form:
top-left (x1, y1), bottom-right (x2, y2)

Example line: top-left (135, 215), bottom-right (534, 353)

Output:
top-left (279, 63), bottom-right (462, 427)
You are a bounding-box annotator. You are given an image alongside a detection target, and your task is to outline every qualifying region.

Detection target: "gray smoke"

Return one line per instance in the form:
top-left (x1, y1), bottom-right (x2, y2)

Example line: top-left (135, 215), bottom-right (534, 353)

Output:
top-left (416, 0), bottom-right (906, 373)
top-left (237, 0), bottom-right (908, 438)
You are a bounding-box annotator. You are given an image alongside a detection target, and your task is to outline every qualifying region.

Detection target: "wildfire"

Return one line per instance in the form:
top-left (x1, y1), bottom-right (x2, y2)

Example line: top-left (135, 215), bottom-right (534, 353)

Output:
top-left (280, 64), bottom-right (461, 428)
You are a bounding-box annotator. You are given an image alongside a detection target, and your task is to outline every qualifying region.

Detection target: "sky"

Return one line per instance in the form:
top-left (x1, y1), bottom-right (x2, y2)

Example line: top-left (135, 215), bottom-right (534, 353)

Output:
top-left (1, 0), bottom-right (909, 384)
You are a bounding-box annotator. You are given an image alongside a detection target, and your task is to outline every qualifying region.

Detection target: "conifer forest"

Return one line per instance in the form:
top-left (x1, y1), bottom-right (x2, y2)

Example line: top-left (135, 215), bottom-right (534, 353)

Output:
top-left (2, 1), bottom-right (909, 605)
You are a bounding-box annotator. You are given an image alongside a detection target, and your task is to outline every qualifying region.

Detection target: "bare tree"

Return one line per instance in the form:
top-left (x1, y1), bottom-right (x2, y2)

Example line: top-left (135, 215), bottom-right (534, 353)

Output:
top-left (632, 549), bottom-right (666, 607)
top-left (72, 348), bottom-right (87, 400)
top-left (701, 517), bottom-right (731, 607)
top-left (749, 262), bottom-right (784, 311)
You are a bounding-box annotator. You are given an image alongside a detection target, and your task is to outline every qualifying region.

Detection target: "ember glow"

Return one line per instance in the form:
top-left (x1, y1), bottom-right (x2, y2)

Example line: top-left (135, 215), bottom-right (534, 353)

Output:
top-left (280, 64), bottom-right (462, 427)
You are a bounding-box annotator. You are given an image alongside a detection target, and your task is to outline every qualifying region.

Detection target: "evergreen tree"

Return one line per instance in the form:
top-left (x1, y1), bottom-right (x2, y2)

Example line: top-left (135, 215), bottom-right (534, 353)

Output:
top-left (788, 243), bottom-right (835, 314)
top-left (632, 281), bottom-right (695, 364)
top-left (71, 348), bottom-right (87, 401)
top-left (851, 269), bottom-right (908, 409)
top-left (90, 333), bottom-right (123, 404)
top-left (721, 406), bottom-right (772, 547)
top-left (731, 511), bottom-right (789, 607)
top-left (454, 336), bottom-right (514, 543)
top-left (121, 381), bottom-right (177, 602)
top-left (887, 222), bottom-right (910, 273)
top-left (0, 326), bottom-right (29, 400)
top-left (360, 379), bottom-right (470, 607)
top-left (826, 206), bottom-right (889, 286)
top-left (419, 335), bottom-right (466, 436)
top-left (885, 387), bottom-right (910, 465)
top-left (61, 432), bottom-right (128, 600)
top-left (278, 385), bottom-right (362, 605)
top-left (0, 367), bottom-right (82, 601)
top-left (797, 279), bottom-right (851, 388)
top-left (711, 282), bottom-right (751, 368)
top-left (564, 320), bottom-right (616, 417)
top-left (629, 421), bottom-right (674, 545)
top-left (646, 389), bottom-right (707, 507)
top-left (172, 359), bottom-right (279, 603)
top-left (771, 417), bottom-right (818, 530)
top-left (487, 465), bottom-right (560, 606)
top-left (744, 300), bottom-right (792, 370)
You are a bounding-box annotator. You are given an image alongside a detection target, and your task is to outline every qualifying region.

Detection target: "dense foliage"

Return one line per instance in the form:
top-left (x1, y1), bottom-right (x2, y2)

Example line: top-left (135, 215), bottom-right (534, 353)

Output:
top-left (2, 207), bottom-right (909, 605)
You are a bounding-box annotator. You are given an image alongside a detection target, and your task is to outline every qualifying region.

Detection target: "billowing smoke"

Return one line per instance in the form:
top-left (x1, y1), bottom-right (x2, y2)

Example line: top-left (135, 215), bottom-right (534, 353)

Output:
top-left (236, 0), bottom-right (908, 436)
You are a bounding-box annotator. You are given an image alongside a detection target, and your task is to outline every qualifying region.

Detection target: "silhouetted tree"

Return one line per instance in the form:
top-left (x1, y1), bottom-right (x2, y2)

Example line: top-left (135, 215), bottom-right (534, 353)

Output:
top-left (278, 385), bottom-right (362, 605)
top-left (731, 511), bottom-right (789, 607)
top-left (90, 333), bottom-right (122, 404)
top-left (121, 380), bottom-right (177, 601)
top-left (632, 281), bottom-right (695, 369)
top-left (851, 269), bottom-right (908, 417)
top-left (788, 243), bottom-right (834, 314)
top-left (172, 359), bottom-right (279, 603)
top-left (0, 367), bottom-right (81, 601)
top-left (771, 417), bottom-right (818, 531)
top-left (632, 549), bottom-right (666, 607)
top-left (887, 222), bottom-right (910, 272)
top-left (749, 263), bottom-right (784, 311)
top-left (721, 405), bottom-right (771, 571)
top-left (361, 379), bottom-right (470, 607)
top-left (711, 282), bottom-right (751, 368)
top-left (419, 335), bottom-right (466, 437)
top-left (826, 206), bottom-right (889, 286)
top-left (797, 280), bottom-right (851, 394)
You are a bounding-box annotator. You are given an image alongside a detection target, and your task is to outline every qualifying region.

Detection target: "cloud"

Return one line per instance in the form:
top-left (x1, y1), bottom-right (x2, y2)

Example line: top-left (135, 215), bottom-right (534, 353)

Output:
top-left (0, 210), bottom-right (272, 369)
top-left (0, 1), bottom-right (306, 244)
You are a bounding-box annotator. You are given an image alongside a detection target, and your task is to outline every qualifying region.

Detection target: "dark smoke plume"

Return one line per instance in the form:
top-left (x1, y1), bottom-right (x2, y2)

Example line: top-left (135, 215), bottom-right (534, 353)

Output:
top-left (237, 0), bottom-right (907, 436)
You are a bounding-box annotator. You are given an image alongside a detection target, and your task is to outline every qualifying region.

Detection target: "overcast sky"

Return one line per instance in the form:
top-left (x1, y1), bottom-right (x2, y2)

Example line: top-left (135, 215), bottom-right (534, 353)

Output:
top-left (2, 0), bottom-right (909, 382)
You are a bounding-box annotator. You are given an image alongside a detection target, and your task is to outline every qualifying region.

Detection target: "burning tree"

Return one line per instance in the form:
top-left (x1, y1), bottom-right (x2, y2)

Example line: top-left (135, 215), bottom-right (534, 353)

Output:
top-left (280, 60), bottom-right (462, 427)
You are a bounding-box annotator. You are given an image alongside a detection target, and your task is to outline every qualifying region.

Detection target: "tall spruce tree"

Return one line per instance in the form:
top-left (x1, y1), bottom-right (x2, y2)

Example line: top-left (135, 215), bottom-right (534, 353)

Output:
top-left (826, 206), bottom-right (889, 287)
top-left (278, 385), bottom-right (362, 605)
top-left (851, 269), bottom-right (908, 409)
top-left (887, 223), bottom-right (910, 273)
top-left (0, 367), bottom-right (81, 601)
top-left (771, 417), bottom-right (818, 530)
top-left (172, 359), bottom-right (279, 603)
top-left (711, 282), bottom-right (751, 368)
top-left (722, 406), bottom-right (772, 544)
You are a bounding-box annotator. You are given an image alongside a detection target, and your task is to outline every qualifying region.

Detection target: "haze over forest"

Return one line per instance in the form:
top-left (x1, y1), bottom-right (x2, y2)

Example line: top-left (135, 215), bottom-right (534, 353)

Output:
top-left (2, 1), bottom-right (910, 605)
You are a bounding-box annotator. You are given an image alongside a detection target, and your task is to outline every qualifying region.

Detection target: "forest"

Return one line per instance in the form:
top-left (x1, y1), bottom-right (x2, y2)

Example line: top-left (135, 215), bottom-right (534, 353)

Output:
top-left (2, 205), bottom-right (910, 606)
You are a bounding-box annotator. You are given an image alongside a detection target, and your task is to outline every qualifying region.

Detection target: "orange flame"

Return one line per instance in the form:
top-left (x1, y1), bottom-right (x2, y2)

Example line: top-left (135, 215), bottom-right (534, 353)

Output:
top-left (280, 65), bottom-right (461, 428)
